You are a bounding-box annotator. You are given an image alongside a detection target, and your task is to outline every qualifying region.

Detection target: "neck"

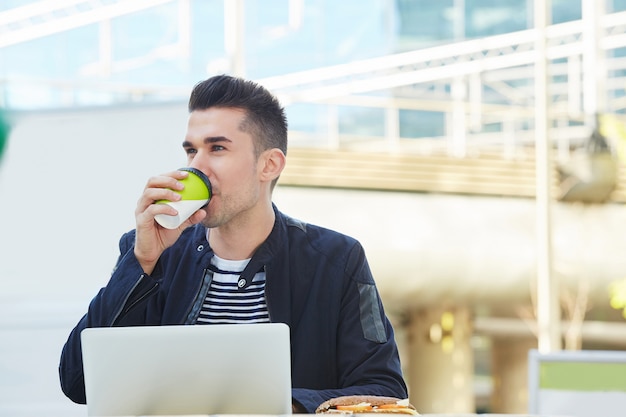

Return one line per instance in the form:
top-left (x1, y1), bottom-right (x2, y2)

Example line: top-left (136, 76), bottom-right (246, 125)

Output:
top-left (208, 203), bottom-right (275, 260)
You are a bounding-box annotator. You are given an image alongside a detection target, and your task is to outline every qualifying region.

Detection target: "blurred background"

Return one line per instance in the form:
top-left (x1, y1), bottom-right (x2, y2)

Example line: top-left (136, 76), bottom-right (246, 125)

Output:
top-left (2, 0), bottom-right (626, 415)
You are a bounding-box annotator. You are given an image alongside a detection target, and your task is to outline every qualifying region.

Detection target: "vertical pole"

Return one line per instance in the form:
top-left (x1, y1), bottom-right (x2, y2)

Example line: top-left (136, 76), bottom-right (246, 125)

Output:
top-left (385, 105), bottom-right (400, 149)
top-left (224, 0), bottom-right (245, 77)
top-left (451, 76), bottom-right (467, 157)
top-left (178, 0), bottom-right (191, 61)
top-left (327, 104), bottom-right (339, 149)
top-left (98, 19), bottom-right (112, 77)
top-left (453, 0), bottom-right (465, 41)
top-left (468, 73), bottom-right (482, 133)
top-left (582, 0), bottom-right (606, 121)
top-left (534, 0), bottom-right (561, 353)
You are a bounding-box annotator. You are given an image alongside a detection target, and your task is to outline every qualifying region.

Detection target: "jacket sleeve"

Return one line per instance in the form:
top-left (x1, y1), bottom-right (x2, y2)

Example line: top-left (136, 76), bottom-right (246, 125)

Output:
top-left (58, 230), bottom-right (159, 404)
top-left (291, 242), bottom-right (408, 413)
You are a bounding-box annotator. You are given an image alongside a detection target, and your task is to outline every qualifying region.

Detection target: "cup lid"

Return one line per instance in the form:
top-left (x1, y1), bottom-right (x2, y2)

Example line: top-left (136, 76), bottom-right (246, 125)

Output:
top-left (178, 167), bottom-right (212, 201)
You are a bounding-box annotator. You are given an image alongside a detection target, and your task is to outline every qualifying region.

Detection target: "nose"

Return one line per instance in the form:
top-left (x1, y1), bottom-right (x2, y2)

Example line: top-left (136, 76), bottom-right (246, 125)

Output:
top-left (187, 151), bottom-right (210, 177)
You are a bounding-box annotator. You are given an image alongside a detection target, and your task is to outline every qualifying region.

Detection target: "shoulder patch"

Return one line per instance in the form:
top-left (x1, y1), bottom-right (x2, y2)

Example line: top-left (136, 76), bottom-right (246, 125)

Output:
top-left (357, 283), bottom-right (388, 343)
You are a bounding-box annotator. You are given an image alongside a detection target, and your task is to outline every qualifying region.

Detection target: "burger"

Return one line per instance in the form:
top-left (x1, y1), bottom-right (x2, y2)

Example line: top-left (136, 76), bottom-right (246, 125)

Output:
top-left (315, 395), bottom-right (419, 415)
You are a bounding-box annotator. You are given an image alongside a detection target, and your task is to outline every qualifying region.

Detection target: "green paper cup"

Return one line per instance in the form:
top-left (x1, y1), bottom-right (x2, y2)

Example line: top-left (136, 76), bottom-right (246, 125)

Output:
top-left (154, 167), bottom-right (212, 229)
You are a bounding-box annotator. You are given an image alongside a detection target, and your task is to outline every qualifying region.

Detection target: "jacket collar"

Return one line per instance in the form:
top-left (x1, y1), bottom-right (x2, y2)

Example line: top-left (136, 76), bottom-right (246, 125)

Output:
top-left (187, 204), bottom-right (293, 324)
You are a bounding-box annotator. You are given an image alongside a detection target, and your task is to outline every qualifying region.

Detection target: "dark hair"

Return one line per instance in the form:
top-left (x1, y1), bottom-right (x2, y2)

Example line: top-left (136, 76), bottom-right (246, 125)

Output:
top-left (188, 75), bottom-right (288, 158)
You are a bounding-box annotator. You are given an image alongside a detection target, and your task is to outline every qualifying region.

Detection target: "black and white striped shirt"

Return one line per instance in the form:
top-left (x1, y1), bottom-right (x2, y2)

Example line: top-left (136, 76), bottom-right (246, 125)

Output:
top-left (195, 255), bottom-right (270, 324)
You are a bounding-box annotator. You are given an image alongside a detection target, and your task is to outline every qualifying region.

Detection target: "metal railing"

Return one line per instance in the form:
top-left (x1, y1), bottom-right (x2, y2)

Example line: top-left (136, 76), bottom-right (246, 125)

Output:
top-left (257, 10), bottom-right (626, 159)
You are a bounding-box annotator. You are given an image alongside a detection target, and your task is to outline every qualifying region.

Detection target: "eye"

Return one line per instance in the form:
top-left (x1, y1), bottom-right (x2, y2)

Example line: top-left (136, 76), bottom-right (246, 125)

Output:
top-left (211, 144), bottom-right (226, 152)
top-left (184, 148), bottom-right (197, 156)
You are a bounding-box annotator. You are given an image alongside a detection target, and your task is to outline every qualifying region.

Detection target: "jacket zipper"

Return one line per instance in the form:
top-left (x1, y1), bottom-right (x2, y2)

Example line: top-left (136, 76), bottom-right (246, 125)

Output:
top-left (183, 268), bottom-right (214, 324)
top-left (110, 274), bottom-right (159, 326)
top-left (262, 265), bottom-right (273, 322)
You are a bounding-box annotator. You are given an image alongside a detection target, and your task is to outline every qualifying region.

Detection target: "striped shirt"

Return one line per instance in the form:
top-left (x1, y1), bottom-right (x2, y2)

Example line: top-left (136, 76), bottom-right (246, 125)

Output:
top-left (195, 255), bottom-right (270, 324)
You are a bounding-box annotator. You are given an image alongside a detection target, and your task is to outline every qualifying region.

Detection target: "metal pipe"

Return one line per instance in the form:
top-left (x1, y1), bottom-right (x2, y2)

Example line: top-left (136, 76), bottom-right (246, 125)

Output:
top-left (474, 317), bottom-right (626, 347)
top-left (534, 0), bottom-right (561, 353)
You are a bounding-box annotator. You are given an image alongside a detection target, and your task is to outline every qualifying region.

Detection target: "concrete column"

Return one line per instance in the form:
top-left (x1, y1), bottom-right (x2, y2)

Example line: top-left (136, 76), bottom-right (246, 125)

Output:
top-left (490, 336), bottom-right (537, 414)
top-left (407, 306), bottom-right (475, 413)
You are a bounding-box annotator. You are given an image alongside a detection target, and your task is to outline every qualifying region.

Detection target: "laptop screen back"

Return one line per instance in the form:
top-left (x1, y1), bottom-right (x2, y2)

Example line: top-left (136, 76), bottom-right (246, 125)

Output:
top-left (81, 323), bottom-right (292, 416)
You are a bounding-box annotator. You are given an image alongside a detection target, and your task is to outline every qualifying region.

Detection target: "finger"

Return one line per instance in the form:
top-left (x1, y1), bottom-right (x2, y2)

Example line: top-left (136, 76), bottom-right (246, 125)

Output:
top-left (136, 172), bottom-right (188, 213)
top-left (144, 186), bottom-right (183, 204)
top-left (145, 200), bottom-right (182, 219)
top-left (135, 191), bottom-right (179, 217)
top-left (144, 172), bottom-right (187, 192)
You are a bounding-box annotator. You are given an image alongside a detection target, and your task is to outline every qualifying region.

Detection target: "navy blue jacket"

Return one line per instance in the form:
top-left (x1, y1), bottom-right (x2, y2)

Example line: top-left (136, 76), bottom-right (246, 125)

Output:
top-left (59, 206), bottom-right (408, 412)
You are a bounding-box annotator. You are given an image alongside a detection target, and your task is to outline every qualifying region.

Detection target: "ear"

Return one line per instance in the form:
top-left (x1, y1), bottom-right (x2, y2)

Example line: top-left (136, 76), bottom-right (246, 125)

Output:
top-left (258, 148), bottom-right (286, 183)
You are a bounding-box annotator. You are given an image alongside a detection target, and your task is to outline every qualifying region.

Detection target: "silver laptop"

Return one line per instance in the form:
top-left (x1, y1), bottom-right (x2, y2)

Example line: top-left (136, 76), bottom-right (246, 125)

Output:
top-left (80, 323), bottom-right (292, 416)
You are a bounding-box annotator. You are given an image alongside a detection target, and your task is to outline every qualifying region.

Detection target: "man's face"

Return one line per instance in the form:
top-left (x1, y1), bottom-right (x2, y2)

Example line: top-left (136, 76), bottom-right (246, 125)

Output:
top-left (183, 107), bottom-right (261, 229)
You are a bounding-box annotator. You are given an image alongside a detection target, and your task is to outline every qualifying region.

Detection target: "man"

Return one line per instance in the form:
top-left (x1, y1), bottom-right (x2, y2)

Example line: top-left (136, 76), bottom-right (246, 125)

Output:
top-left (59, 75), bottom-right (408, 413)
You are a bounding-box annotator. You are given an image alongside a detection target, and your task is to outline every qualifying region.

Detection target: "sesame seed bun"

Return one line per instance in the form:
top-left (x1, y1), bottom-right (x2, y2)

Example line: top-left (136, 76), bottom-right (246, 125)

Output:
top-left (315, 395), bottom-right (419, 414)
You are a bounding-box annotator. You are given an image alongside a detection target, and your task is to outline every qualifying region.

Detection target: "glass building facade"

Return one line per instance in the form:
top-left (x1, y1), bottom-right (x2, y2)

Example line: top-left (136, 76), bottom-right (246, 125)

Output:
top-left (2, 0), bottom-right (626, 109)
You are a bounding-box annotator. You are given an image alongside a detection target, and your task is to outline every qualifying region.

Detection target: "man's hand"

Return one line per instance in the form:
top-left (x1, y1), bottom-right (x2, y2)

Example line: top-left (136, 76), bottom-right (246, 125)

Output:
top-left (292, 401), bottom-right (307, 413)
top-left (134, 170), bottom-right (207, 274)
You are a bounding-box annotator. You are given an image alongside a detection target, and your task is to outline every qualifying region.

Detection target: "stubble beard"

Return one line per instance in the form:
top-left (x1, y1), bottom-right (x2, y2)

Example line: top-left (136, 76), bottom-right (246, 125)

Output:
top-left (200, 186), bottom-right (260, 230)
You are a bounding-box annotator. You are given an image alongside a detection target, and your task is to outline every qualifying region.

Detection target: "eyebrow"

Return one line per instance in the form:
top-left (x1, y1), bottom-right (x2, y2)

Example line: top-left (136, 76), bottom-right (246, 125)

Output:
top-left (182, 136), bottom-right (232, 148)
